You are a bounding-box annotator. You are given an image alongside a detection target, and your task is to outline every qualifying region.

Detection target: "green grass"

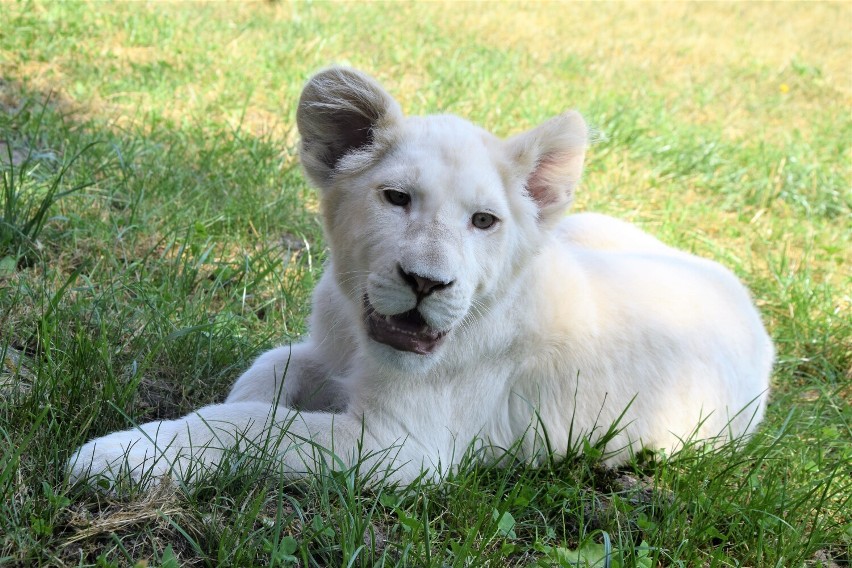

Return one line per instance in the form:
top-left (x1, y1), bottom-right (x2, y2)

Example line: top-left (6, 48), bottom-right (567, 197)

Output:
top-left (1, 1), bottom-right (850, 566)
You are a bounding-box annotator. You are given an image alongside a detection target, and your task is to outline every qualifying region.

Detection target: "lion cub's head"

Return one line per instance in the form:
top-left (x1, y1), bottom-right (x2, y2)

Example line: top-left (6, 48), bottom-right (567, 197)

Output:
top-left (297, 68), bottom-right (588, 368)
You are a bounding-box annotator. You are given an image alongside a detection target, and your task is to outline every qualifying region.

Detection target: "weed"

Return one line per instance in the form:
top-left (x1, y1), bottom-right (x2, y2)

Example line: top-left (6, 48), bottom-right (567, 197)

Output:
top-left (0, 99), bottom-right (96, 264)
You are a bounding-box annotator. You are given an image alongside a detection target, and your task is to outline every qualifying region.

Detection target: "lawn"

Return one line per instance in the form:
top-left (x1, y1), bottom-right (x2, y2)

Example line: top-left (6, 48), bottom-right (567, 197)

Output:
top-left (1, 1), bottom-right (849, 566)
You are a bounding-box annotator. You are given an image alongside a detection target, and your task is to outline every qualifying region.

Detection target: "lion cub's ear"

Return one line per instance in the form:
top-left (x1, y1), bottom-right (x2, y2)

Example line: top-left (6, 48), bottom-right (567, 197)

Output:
top-left (507, 112), bottom-right (588, 225)
top-left (297, 67), bottom-right (404, 189)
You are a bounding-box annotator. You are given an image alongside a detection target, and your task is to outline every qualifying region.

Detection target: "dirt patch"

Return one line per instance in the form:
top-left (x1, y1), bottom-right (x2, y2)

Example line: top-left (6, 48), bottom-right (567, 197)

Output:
top-left (0, 140), bottom-right (27, 167)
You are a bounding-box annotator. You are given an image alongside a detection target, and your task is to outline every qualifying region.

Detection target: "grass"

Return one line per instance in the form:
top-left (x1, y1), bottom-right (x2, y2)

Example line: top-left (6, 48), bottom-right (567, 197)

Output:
top-left (1, 1), bottom-right (850, 566)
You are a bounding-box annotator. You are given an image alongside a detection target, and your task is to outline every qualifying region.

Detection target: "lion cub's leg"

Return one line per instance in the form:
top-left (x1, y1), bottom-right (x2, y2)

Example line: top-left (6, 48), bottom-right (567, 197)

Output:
top-left (68, 401), bottom-right (388, 488)
top-left (226, 342), bottom-right (347, 412)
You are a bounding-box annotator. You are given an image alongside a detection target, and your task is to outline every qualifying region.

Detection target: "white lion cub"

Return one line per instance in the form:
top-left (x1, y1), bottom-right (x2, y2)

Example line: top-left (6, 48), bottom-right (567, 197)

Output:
top-left (69, 68), bottom-right (773, 487)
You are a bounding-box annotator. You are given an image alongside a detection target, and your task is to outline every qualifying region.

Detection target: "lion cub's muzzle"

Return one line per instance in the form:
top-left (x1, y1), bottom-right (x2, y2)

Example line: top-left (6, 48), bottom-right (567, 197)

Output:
top-left (397, 265), bottom-right (454, 299)
top-left (363, 266), bottom-right (454, 355)
top-left (364, 297), bottom-right (448, 355)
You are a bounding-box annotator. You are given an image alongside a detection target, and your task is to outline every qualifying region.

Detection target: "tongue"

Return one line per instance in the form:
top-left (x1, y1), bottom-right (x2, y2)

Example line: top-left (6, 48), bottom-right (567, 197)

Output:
top-left (365, 304), bottom-right (444, 355)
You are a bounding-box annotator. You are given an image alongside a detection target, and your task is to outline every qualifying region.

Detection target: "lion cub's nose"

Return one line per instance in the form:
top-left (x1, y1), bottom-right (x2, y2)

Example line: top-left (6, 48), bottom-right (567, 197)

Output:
top-left (398, 265), bottom-right (453, 297)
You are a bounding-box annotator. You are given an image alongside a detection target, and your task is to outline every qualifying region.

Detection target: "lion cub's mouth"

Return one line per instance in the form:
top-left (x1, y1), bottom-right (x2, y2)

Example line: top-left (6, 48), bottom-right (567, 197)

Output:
top-left (364, 297), bottom-right (447, 355)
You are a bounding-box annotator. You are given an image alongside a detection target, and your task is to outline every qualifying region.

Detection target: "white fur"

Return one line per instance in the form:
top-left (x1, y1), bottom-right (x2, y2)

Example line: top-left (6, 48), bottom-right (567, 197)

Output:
top-left (69, 69), bottom-right (773, 487)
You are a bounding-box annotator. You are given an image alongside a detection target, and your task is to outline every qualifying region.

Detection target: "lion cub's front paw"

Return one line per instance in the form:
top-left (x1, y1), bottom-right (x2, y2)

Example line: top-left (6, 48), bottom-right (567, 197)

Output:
top-left (68, 429), bottom-right (178, 490)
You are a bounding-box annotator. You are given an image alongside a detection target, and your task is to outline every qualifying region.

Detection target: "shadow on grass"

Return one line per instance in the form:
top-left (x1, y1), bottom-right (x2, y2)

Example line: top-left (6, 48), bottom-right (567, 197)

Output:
top-left (0, 78), bottom-right (332, 563)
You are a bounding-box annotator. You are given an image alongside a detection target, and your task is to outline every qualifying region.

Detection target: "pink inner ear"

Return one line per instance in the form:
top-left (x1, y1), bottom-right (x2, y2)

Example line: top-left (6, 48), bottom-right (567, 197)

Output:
top-left (526, 153), bottom-right (568, 207)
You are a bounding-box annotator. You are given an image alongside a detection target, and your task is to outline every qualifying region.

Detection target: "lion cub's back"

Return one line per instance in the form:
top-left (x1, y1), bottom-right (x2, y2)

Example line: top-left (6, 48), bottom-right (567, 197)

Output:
top-left (556, 212), bottom-right (680, 255)
top-left (529, 212), bottom-right (773, 458)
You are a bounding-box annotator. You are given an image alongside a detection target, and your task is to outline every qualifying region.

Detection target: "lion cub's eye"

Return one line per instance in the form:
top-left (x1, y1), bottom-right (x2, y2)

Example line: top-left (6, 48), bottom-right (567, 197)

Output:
top-left (383, 189), bottom-right (411, 207)
top-left (471, 212), bottom-right (498, 230)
